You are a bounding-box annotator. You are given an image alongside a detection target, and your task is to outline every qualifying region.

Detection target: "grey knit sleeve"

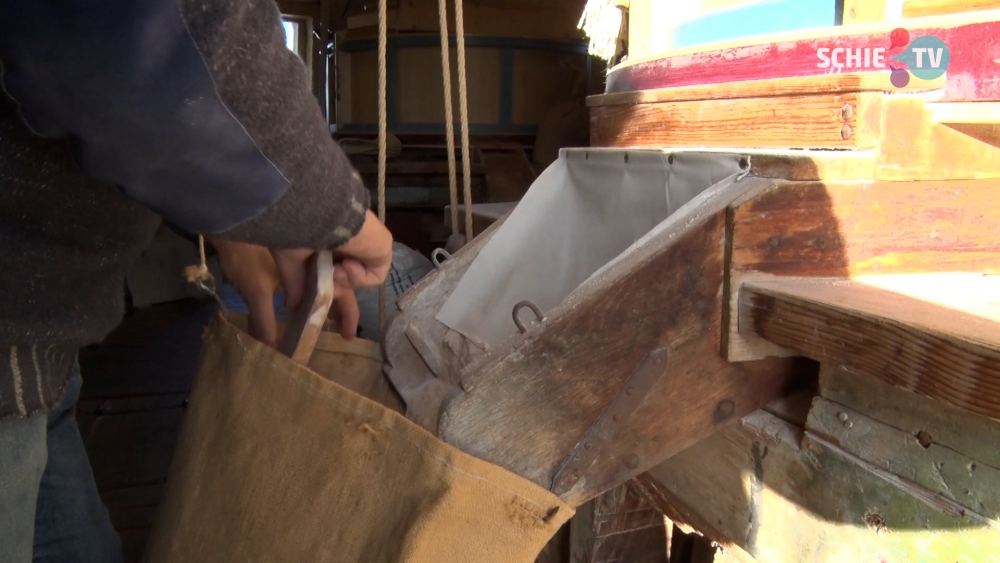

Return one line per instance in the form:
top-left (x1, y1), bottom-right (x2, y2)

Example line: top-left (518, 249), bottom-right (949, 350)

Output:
top-left (0, 0), bottom-right (369, 250)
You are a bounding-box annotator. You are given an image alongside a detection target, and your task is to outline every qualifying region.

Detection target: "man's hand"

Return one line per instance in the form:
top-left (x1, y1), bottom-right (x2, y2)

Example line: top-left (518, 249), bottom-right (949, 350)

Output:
top-left (209, 211), bottom-right (392, 346)
top-left (333, 210), bottom-right (394, 289)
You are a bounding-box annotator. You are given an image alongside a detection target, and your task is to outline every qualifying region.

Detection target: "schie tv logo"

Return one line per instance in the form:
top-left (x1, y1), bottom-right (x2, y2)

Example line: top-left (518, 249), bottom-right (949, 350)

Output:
top-left (817, 28), bottom-right (950, 88)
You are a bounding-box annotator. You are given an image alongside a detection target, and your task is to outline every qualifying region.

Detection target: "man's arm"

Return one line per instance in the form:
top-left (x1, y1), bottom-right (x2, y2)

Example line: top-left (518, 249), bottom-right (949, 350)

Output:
top-left (0, 0), bottom-right (367, 250)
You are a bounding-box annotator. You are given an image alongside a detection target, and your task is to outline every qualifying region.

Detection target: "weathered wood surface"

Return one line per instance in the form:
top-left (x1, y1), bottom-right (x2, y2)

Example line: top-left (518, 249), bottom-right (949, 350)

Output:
top-left (590, 93), bottom-right (882, 150)
top-left (808, 396), bottom-right (1000, 521)
top-left (643, 408), bottom-right (1000, 563)
top-left (569, 484), bottom-right (669, 563)
top-left (587, 72), bottom-right (942, 107)
top-left (821, 365), bottom-right (1000, 470)
top-left (740, 275), bottom-right (1000, 419)
top-left (724, 178), bottom-right (1000, 361)
top-left (382, 209), bottom-right (511, 430)
top-left (438, 175), bottom-right (808, 507)
top-left (604, 17), bottom-right (1000, 103)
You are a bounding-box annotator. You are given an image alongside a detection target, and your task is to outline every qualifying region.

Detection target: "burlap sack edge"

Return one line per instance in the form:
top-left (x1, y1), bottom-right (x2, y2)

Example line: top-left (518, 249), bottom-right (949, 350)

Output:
top-left (202, 311), bottom-right (576, 524)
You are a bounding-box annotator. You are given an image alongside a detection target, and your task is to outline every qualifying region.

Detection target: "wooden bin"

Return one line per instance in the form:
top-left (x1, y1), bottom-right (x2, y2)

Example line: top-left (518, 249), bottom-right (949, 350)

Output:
top-left (335, 32), bottom-right (599, 136)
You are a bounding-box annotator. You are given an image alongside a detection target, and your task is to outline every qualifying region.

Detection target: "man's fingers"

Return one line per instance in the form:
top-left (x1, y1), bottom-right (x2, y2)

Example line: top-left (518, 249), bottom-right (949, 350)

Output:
top-left (246, 290), bottom-right (279, 347)
top-left (271, 248), bottom-right (312, 310)
top-left (333, 289), bottom-right (361, 340)
top-left (338, 257), bottom-right (390, 289)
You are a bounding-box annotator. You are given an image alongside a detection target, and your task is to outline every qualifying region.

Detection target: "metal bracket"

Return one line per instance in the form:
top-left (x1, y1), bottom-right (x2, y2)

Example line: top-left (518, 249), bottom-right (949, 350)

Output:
top-left (549, 347), bottom-right (668, 496)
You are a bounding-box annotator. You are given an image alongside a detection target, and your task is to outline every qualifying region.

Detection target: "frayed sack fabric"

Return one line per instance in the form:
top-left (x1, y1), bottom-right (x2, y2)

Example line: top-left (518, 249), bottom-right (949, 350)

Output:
top-left (143, 313), bottom-right (573, 563)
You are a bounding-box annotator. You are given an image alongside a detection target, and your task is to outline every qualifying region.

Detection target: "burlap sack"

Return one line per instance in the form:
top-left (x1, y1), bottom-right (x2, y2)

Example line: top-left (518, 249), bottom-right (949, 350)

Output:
top-left (143, 312), bottom-right (573, 563)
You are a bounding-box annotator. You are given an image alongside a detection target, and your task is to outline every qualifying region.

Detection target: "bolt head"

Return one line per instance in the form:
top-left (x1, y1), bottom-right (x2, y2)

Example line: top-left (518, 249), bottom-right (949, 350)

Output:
top-left (623, 454), bottom-right (640, 469)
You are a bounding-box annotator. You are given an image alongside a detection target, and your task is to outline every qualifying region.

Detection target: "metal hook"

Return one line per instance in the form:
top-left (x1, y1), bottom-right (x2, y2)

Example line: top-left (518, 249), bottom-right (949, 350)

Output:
top-left (512, 300), bottom-right (545, 334)
top-left (736, 155), bottom-right (752, 181)
top-left (431, 248), bottom-right (452, 268)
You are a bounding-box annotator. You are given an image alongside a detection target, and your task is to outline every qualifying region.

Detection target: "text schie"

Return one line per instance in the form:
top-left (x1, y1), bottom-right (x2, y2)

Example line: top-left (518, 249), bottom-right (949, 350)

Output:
top-left (816, 47), bottom-right (886, 69)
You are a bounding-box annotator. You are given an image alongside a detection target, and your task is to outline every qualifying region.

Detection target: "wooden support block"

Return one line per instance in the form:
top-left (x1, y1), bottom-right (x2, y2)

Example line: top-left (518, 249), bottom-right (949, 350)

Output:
top-left (641, 409), bottom-right (1000, 563)
top-left (439, 176), bottom-right (809, 508)
top-left (590, 93), bottom-right (882, 150)
top-left (738, 275), bottom-right (1000, 419)
top-left (724, 178), bottom-right (1000, 362)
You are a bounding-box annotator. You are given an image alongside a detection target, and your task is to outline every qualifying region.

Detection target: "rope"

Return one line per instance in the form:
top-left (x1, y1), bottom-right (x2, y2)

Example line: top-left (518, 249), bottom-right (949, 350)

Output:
top-left (437, 0), bottom-right (459, 235)
top-left (453, 0), bottom-right (473, 240)
top-left (377, 0), bottom-right (388, 335)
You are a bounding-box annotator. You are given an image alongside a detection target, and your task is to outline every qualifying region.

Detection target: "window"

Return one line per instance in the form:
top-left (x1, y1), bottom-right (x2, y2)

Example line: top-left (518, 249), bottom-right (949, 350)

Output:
top-left (282, 19), bottom-right (299, 54)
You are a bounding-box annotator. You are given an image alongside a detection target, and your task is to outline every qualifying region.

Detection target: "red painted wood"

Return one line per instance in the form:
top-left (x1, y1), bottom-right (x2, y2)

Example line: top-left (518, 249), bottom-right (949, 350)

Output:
top-left (607, 21), bottom-right (1000, 101)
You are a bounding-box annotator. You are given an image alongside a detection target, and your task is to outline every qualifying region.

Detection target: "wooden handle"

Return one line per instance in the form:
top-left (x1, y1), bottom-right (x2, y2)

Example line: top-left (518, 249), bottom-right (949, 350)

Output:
top-left (278, 250), bottom-right (336, 365)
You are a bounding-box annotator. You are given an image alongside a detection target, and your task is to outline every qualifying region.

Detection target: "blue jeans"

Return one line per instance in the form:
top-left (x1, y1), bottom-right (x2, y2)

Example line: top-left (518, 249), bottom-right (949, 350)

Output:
top-left (0, 360), bottom-right (123, 563)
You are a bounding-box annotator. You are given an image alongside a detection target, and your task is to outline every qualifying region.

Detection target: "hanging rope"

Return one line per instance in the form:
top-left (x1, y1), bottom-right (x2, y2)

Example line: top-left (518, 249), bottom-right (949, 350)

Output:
top-left (376, 0), bottom-right (388, 335)
top-left (453, 0), bottom-right (473, 240)
top-left (437, 0), bottom-right (459, 236)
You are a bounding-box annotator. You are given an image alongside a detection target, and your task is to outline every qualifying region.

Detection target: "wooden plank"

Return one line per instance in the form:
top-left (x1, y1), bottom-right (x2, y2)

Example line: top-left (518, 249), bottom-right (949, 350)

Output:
top-left (724, 178), bottom-right (1000, 362)
top-left (739, 276), bottom-right (1000, 419)
top-left (590, 93), bottom-right (882, 150)
top-left (904, 0), bottom-right (1000, 17)
top-left (605, 17), bottom-right (1000, 102)
top-left (438, 176), bottom-right (807, 507)
top-left (807, 395), bottom-right (1000, 521)
top-left (820, 365), bottom-right (1000, 471)
top-left (587, 72), bottom-right (941, 107)
top-left (645, 410), bottom-right (1000, 563)
top-left (877, 97), bottom-right (1000, 181)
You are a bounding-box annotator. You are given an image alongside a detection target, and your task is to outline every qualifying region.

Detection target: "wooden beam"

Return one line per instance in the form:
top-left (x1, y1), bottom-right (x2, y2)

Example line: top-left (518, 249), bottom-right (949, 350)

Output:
top-left (642, 408), bottom-right (1000, 561)
top-left (590, 93), bottom-right (883, 150)
top-left (438, 176), bottom-right (808, 508)
top-left (820, 364), bottom-right (1000, 470)
top-left (738, 276), bottom-right (1000, 419)
top-left (605, 18), bottom-right (1000, 102)
top-left (724, 178), bottom-right (1000, 362)
top-left (586, 72), bottom-right (942, 107)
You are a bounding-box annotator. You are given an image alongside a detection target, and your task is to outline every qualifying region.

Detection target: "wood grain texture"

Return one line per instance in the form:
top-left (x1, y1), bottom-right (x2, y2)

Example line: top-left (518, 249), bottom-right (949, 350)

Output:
top-left (820, 365), bottom-right (1000, 469)
top-left (645, 410), bottom-right (1000, 562)
top-left (740, 277), bottom-right (1000, 419)
top-left (587, 72), bottom-right (941, 107)
top-left (808, 396), bottom-right (1000, 521)
top-left (590, 93), bottom-right (882, 150)
top-left (382, 209), bottom-right (512, 430)
top-left (439, 176), bottom-right (806, 507)
top-left (605, 19), bottom-right (1000, 102)
top-left (724, 178), bottom-right (1000, 361)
